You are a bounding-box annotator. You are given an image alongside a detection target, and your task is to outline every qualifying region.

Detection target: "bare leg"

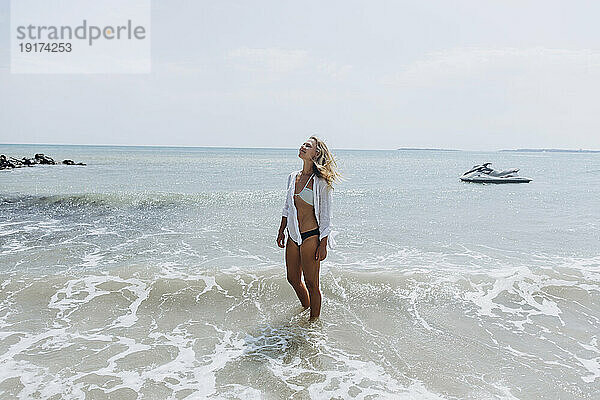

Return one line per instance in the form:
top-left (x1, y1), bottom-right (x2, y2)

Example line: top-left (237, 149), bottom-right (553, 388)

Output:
top-left (286, 237), bottom-right (310, 308)
top-left (300, 235), bottom-right (321, 320)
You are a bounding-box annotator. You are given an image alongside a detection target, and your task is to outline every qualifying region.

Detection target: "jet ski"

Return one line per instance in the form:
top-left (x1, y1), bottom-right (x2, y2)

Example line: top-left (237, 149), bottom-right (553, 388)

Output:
top-left (461, 163), bottom-right (532, 184)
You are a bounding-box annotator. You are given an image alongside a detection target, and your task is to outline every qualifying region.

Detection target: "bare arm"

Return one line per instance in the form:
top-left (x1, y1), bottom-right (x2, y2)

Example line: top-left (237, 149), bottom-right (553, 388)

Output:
top-left (277, 216), bottom-right (287, 248)
top-left (316, 236), bottom-right (328, 260)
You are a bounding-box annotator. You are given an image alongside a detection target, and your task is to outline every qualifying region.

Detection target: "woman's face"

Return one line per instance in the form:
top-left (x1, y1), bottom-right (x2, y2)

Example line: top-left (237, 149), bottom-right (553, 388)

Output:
top-left (298, 138), bottom-right (318, 161)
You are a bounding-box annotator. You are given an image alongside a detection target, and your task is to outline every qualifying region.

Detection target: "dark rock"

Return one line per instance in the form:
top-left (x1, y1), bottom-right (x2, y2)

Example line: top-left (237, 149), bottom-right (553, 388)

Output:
top-left (34, 153), bottom-right (55, 165)
top-left (21, 157), bottom-right (36, 166)
top-left (62, 159), bottom-right (86, 166)
top-left (9, 157), bottom-right (24, 168)
top-left (2, 153), bottom-right (84, 169)
top-left (0, 154), bottom-right (11, 170)
top-left (0, 155), bottom-right (19, 169)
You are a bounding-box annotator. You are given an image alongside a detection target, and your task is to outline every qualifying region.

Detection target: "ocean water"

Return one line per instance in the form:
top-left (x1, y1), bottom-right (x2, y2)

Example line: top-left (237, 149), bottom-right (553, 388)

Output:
top-left (0, 144), bottom-right (599, 399)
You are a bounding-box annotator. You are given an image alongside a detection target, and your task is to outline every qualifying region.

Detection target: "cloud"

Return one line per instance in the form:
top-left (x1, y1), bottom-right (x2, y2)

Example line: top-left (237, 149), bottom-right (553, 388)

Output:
top-left (382, 47), bottom-right (600, 87)
top-left (227, 47), bottom-right (309, 74)
top-left (156, 61), bottom-right (204, 74)
top-left (317, 61), bottom-right (353, 80)
top-left (226, 47), bottom-right (353, 80)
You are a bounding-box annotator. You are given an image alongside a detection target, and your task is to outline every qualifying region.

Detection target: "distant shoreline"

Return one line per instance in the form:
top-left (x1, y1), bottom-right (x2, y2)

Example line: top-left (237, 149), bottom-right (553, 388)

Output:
top-left (499, 149), bottom-right (600, 154)
top-left (396, 148), bottom-right (600, 153)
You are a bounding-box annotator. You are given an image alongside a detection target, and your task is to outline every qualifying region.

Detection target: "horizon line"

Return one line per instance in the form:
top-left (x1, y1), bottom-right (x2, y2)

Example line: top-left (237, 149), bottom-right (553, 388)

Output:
top-left (1, 142), bottom-right (599, 152)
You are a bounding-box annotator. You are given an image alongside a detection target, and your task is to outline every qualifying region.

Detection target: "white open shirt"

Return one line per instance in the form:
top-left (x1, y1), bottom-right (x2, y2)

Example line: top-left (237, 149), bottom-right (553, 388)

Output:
top-left (282, 170), bottom-right (336, 249)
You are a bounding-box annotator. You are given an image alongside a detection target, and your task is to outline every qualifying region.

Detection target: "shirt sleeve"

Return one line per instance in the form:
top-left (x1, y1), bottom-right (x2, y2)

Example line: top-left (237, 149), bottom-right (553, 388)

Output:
top-left (282, 173), bottom-right (292, 218)
top-left (318, 180), bottom-right (333, 240)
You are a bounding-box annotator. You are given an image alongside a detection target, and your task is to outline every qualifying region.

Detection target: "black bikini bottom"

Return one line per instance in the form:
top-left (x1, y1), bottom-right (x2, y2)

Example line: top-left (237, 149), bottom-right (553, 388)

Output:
top-left (300, 228), bottom-right (320, 241)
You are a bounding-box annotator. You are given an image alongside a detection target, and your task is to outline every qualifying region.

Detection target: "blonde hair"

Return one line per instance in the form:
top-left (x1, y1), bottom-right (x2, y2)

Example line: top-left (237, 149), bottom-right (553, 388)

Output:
top-left (309, 136), bottom-right (341, 188)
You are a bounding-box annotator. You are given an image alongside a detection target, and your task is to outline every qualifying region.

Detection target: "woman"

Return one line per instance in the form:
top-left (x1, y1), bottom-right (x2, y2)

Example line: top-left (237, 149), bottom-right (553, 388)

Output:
top-left (277, 136), bottom-right (340, 321)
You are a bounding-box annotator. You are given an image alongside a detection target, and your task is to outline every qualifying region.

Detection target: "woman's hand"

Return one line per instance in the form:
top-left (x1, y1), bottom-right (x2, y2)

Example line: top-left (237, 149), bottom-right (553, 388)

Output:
top-left (315, 244), bottom-right (327, 261)
top-left (277, 230), bottom-right (286, 248)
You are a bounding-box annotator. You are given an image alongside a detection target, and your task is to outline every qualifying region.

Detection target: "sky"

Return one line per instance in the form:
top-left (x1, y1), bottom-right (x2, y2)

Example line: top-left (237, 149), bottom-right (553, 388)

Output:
top-left (1, 0), bottom-right (599, 150)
